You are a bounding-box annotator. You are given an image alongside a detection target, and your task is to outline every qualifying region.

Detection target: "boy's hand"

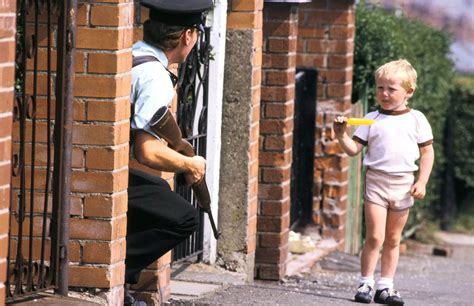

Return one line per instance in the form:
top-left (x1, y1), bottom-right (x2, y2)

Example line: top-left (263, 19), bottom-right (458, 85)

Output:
top-left (333, 116), bottom-right (348, 138)
top-left (411, 181), bottom-right (426, 199)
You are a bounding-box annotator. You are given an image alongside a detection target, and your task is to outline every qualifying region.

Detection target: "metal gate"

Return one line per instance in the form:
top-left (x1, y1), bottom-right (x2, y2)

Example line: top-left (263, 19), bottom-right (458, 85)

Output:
top-left (172, 27), bottom-right (212, 262)
top-left (290, 68), bottom-right (317, 228)
top-left (6, 0), bottom-right (76, 302)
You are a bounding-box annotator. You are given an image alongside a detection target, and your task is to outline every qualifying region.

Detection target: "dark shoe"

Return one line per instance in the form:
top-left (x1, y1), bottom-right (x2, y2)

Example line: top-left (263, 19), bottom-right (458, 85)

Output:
top-left (124, 286), bottom-right (147, 306)
top-left (374, 288), bottom-right (404, 305)
top-left (354, 283), bottom-right (374, 303)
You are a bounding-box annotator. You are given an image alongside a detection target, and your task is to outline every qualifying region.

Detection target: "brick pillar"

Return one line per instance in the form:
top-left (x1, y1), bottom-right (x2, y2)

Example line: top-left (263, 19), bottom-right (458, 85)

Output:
top-left (67, 1), bottom-right (134, 304)
top-left (218, 0), bottom-right (262, 280)
top-left (0, 1), bottom-right (16, 304)
top-left (256, 3), bottom-right (299, 281)
top-left (297, 0), bottom-right (355, 248)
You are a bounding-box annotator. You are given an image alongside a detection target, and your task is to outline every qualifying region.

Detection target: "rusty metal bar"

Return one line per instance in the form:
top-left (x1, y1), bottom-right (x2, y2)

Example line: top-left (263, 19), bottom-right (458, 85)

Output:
top-left (39, 0), bottom-right (54, 289)
top-left (51, 0), bottom-right (77, 296)
top-left (12, 0), bottom-right (28, 297)
top-left (26, 0), bottom-right (40, 293)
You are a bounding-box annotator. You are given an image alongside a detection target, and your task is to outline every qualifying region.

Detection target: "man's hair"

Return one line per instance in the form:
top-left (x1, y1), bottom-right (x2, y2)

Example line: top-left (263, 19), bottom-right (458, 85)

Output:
top-left (375, 59), bottom-right (417, 91)
top-left (143, 19), bottom-right (194, 51)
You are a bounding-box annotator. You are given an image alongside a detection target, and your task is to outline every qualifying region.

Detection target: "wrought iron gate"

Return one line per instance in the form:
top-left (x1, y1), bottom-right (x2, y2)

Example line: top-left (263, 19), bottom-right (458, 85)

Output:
top-left (290, 68), bottom-right (317, 228)
top-left (6, 0), bottom-right (76, 302)
top-left (172, 27), bottom-right (212, 263)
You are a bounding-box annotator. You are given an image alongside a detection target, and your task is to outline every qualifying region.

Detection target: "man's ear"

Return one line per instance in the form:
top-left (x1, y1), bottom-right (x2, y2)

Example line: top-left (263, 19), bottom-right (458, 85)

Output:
top-left (406, 87), bottom-right (415, 97)
top-left (183, 29), bottom-right (194, 46)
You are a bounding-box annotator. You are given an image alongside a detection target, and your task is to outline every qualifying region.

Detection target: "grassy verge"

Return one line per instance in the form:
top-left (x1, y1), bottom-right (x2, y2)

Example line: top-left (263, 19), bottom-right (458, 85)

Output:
top-left (450, 190), bottom-right (474, 235)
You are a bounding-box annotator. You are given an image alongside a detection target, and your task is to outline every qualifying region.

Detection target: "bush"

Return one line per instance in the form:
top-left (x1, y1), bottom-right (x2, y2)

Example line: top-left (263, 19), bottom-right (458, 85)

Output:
top-left (353, 3), bottom-right (454, 230)
top-left (450, 76), bottom-right (474, 188)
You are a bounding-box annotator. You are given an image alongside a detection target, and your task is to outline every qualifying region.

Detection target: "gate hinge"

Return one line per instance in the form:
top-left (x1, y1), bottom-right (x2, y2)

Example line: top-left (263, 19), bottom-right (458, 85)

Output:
top-left (66, 30), bottom-right (75, 52)
top-left (59, 245), bottom-right (66, 259)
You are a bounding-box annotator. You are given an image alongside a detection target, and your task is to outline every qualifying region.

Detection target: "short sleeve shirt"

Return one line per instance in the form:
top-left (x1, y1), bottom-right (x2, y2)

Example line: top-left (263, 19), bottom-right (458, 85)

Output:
top-left (353, 108), bottom-right (433, 173)
top-left (131, 41), bottom-right (174, 139)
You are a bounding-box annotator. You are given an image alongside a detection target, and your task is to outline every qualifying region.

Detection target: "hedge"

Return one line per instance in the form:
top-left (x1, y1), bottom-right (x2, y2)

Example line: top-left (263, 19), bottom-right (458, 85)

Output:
top-left (449, 76), bottom-right (474, 189)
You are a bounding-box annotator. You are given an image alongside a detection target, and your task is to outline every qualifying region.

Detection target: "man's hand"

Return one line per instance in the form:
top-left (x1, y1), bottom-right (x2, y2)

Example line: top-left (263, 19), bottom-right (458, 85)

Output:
top-left (411, 181), bottom-right (426, 200)
top-left (333, 116), bottom-right (348, 138)
top-left (185, 155), bottom-right (206, 184)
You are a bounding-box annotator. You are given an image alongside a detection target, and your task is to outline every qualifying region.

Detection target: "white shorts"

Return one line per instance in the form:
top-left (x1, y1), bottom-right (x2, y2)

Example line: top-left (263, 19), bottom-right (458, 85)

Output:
top-left (364, 168), bottom-right (415, 211)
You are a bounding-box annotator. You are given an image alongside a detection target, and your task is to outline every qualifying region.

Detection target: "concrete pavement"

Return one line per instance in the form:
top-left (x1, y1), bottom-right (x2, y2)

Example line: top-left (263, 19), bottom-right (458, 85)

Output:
top-left (167, 233), bottom-right (474, 305)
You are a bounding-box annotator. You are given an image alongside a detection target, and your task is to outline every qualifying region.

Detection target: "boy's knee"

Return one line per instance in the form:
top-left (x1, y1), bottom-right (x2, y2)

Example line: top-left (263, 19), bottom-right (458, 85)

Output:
top-left (383, 236), bottom-right (401, 249)
top-left (365, 235), bottom-right (384, 249)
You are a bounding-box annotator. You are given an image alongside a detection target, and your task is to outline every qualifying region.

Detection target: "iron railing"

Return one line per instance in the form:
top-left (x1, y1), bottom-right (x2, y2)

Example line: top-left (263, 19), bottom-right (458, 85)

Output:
top-left (6, 0), bottom-right (76, 302)
top-left (172, 26), bottom-right (212, 263)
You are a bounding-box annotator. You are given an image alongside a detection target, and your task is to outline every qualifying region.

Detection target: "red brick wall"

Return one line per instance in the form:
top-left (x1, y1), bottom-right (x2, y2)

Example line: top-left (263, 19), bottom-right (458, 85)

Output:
top-left (297, 0), bottom-right (355, 248)
top-left (65, 1), bottom-right (133, 304)
top-left (257, 3), bottom-right (299, 280)
top-left (0, 1), bottom-right (16, 304)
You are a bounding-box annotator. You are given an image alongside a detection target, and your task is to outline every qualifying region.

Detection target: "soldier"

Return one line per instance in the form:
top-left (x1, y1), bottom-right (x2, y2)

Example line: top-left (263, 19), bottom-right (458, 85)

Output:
top-left (125, 1), bottom-right (213, 304)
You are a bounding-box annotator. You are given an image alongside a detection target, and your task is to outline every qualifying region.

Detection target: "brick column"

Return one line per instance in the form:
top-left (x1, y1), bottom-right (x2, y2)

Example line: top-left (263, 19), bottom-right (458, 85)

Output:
top-left (218, 0), bottom-right (262, 280)
top-left (256, 3), bottom-right (298, 281)
top-left (0, 1), bottom-right (16, 304)
top-left (297, 0), bottom-right (355, 248)
top-left (67, 1), bottom-right (133, 304)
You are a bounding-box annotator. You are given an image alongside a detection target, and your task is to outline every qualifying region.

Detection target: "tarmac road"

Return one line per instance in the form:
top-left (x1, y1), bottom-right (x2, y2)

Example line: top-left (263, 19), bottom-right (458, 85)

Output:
top-left (189, 248), bottom-right (474, 305)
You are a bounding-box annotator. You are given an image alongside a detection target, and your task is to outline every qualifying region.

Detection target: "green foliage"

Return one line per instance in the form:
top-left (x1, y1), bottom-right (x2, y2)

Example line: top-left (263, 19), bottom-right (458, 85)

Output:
top-left (451, 190), bottom-right (474, 235)
top-left (450, 76), bottom-right (474, 188)
top-left (353, 4), bottom-right (454, 228)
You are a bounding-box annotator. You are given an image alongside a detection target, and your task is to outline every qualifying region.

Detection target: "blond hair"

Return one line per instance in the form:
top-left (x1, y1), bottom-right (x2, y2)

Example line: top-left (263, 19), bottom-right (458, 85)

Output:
top-left (375, 59), bottom-right (417, 91)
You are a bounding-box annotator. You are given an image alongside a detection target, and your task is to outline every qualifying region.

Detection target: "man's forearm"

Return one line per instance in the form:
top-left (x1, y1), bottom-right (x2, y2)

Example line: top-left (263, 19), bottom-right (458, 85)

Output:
top-left (134, 131), bottom-right (192, 173)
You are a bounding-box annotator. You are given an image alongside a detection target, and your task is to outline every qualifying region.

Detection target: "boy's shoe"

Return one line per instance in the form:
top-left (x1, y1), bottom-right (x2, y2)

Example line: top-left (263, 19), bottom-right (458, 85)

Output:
top-left (374, 288), bottom-right (404, 305)
top-left (354, 283), bottom-right (375, 304)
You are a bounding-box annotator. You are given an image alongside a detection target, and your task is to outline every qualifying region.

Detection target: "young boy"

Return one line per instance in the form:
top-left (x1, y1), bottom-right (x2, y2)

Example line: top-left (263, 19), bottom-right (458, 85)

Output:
top-left (333, 59), bottom-right (434, 305)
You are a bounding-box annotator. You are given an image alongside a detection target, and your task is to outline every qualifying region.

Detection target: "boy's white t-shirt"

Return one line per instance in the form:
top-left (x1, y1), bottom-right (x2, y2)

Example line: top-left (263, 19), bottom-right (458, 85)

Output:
top-left (352, 108), bottom-right (433, 174)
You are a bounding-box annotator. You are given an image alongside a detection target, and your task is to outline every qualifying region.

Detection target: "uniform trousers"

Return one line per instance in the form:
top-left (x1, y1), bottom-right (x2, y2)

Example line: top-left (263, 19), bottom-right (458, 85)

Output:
top-left (125, 169), bottom-right (199, 284)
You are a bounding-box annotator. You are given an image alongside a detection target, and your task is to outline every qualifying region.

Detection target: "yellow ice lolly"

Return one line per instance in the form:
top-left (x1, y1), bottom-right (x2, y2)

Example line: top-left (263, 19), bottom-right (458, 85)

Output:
top-left (347, 118), bottom-right (375, 125)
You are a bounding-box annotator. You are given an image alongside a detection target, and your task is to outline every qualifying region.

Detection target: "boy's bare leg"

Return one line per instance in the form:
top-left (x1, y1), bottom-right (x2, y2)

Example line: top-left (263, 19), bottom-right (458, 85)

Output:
top-left (361, 203), bottom-right (387, 277)
top-left (380, 209), bottom-right (410, 278)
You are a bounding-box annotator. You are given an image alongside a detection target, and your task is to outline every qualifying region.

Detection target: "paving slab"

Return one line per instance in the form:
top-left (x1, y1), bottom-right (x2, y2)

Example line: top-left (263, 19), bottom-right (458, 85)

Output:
top-left (171, 262), bottom-right (247, 285)
top-left (8, 292), bottom-right (102, 305)
top-left (170, 280), bottom-right (221, 297)
top-left (434, 231), bottom-right (474, 246)
top-left (286, 238), bottom-right (339, 276)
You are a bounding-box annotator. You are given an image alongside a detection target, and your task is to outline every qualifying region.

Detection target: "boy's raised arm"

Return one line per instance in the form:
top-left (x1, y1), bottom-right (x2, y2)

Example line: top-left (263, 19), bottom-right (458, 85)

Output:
top-left (333, 116), bottom-right (364, 156)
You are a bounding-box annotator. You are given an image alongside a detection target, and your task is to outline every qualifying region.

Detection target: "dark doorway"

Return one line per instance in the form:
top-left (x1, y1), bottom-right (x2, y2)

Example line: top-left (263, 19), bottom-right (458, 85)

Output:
top-left (290, 69), bottom-right (317, 229)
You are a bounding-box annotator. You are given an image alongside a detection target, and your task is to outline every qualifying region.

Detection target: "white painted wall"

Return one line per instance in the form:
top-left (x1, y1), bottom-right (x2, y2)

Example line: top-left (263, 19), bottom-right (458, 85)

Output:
top-left (201, 0), bottom-right (227, 263)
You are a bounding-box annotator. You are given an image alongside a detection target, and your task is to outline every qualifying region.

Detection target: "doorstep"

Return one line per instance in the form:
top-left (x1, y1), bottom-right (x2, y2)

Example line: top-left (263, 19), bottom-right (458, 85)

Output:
top-left (286, 238), bottom-right (340, 276)
top-left (170, 262), bottom-right (247, 301)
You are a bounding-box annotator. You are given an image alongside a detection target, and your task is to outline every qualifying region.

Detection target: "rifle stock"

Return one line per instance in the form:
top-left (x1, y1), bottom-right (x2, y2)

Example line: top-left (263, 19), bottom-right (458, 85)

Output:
top-left (150, 106), bottom-right (221, 239)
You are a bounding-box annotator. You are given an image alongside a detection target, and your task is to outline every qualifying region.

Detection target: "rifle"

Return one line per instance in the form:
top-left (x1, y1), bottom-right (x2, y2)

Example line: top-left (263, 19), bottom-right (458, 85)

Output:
top-left (150, 106), bottom-right (221, 239)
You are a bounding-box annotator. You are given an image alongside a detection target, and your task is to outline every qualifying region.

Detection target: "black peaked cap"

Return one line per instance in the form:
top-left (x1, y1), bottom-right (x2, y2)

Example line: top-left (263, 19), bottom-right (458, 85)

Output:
top-left (140, 0), bottom-right (213, 27)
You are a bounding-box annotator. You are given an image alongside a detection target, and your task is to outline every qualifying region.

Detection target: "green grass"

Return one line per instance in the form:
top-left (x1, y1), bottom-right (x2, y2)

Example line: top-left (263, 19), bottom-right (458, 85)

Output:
top-left (450, 191), bottom-right (474, 235)
top-left (411, 220), bottom-right (440, 244)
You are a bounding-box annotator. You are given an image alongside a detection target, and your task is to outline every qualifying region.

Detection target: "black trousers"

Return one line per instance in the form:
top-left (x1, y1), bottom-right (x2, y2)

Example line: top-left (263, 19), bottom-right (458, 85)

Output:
top-left (125, 169), bottom-right (199, 284)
